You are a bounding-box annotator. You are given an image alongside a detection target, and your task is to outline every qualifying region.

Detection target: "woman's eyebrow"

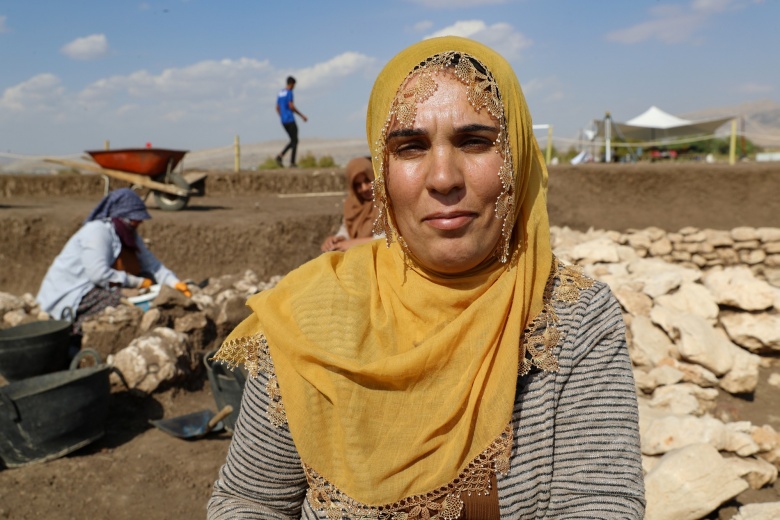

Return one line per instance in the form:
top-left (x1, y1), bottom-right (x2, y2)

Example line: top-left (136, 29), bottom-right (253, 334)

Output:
top-left (455, 123), bottom-right (499, 134)
top-left (387, 128), bottom-right (427, 140)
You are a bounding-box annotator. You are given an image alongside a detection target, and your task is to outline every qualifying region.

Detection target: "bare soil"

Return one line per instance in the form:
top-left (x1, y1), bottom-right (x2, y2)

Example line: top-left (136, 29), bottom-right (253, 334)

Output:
top-left (1, 163), bottom-right (780, 519)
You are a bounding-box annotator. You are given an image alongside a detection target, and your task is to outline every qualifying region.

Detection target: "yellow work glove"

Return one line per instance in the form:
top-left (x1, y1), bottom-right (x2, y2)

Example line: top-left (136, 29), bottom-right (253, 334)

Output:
top-left (139, 278), bottom-right (153, 289)
top-left (174, 281), bottom-right (192, 298)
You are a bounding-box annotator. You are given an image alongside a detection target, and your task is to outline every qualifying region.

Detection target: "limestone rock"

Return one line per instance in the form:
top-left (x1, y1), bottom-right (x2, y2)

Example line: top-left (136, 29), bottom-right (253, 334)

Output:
top-left (640, 413), bottom-right (758, 456)
top-left (139, 307), bottom-right (161, 332)
top-left (724, 456), bottom-right (778, 490)
top-left (0, 292), bottom-right (25, 315)
top-left (720, 312), bottom-right (780, 353)
top-left (644, 443), bottom-right (749, 520)
top-left (732, 502), bottom-right (780, 520)
top-left (81, 304), bottom-right (144, 360)
top-left (627, 258), bottom-right (701, 298)
top-left (756, 227), bottom-right (780, 242)
top-left (614, 287), bottom-right (653, 317)
top-left (629, 315), bottom-right (675, 368)
top-left (732, 227), bottom-right (759, 241)
top-left (570, 237), bottom-right (621, 264)
top-left (3, 308), bottom-right (30, 327)
top-left (109, 327), bottom-right (191, 393)
top-left (719, 345), bottom-right (760, 395)
top-left (649, 237), bottom-right (673, 256)
top-left (657, 358), bottom-right (718, 388)
top-left (704, 229), bottom-right (734, 247)
top-left (702, 266), bottom-right (776, 311)
top-left (648, 382), bottom-right (714, 416)
top-left (654, 282), bottom-right (719, 323)
top-left (656, 309), bottom-right (736, 376)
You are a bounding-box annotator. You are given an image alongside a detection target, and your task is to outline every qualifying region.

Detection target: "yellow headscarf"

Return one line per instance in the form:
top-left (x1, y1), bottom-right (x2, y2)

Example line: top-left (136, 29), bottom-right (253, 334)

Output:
top-left (217, 36), bottom-right (552, 507)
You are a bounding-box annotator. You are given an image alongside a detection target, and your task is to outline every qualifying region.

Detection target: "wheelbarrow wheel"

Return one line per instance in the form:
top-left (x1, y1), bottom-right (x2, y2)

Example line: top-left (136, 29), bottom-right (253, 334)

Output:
top-left (152, 172), bottom-right (189, 211)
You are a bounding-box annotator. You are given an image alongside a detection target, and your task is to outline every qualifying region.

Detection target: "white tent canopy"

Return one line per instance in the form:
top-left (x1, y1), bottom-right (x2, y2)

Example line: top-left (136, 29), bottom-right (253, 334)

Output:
top-left (594, 106), bottom-right (733, 142)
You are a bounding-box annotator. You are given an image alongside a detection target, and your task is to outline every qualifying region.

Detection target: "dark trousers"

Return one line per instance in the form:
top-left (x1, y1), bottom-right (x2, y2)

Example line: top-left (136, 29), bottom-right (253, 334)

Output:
top-left (279, 122), bottom-right (299, 165)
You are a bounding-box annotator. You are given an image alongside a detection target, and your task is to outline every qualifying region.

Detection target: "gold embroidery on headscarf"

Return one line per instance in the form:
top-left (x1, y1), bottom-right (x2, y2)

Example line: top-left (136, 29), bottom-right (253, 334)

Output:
top-left (211, 333), bottom-right (286, 427)
top-left (371, 51), bottom-right (516, 263)
top-left (303, 425), bottom-right (513, 520)
top-left (519, 257), bottom-right (595, 376)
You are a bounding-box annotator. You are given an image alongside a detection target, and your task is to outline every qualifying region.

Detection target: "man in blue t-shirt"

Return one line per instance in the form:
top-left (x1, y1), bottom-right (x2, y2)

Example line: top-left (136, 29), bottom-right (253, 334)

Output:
top-left (275, 76), bottom-right (308, 168)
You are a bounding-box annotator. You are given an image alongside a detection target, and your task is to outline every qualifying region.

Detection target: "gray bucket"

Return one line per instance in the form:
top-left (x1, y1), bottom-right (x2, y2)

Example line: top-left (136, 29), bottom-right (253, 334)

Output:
top-left (0, 350), bottom-right (110, 468)
top-left (0, 320), bottom-right (72, 382)
top-left (204, 351), bottom-right (246, 432)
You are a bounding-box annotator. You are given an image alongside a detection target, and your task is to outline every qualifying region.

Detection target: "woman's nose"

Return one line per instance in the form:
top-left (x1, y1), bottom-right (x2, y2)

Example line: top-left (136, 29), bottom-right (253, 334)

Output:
top-left (425, 148), bottom-right (464, 196)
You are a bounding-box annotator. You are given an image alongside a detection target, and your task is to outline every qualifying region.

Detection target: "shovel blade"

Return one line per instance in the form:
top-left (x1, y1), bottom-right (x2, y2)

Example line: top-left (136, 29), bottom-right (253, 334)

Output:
top-left (150, 409), bottom-right (223, 439)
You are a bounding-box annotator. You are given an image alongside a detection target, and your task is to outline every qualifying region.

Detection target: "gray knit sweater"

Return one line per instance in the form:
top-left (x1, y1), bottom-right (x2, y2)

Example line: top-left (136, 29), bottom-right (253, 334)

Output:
top-left (208, 280), bottom-right (646, 519)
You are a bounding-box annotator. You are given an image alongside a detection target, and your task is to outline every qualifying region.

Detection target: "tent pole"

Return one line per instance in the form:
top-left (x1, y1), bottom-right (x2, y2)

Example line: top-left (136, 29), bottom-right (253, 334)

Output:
top-left (605, 112), bottom-right (612, 163)
top-left (729, 119), bottom-right (737, 165)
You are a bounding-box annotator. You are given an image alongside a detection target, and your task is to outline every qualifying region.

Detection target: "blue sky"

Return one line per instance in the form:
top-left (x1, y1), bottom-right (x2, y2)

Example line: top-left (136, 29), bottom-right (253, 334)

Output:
top-left (0, 0), bottom-right (776, 155)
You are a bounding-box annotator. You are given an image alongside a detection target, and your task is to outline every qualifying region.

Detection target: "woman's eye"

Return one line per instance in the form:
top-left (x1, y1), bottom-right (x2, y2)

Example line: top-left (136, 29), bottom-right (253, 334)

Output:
top-left (460, 136), bottom-right (494, 152)
top-left (392, 141), bottom-right (426, 158)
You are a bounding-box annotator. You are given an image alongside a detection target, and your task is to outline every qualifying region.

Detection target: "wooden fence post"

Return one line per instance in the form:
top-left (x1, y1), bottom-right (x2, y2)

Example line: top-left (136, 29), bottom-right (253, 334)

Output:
top-left (729, 119), bottom-right (737, 165)
top-left (546, 125), bottom-right (553, 165)
top-left (234, 135), bottom-right (241, 173)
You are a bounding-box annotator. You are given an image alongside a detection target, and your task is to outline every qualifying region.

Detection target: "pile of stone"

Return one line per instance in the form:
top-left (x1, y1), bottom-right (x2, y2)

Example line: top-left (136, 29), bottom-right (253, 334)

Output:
top-left (609, 225), bottom-right (780, 287)
top-left (0, 270), bottom-right (281, 393)
top-left (553, 225), bottom-right (780, 520)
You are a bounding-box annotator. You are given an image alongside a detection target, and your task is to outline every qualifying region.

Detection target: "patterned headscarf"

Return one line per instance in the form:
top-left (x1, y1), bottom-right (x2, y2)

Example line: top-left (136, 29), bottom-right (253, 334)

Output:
top-left (84, 188), bottom-right (151, 223)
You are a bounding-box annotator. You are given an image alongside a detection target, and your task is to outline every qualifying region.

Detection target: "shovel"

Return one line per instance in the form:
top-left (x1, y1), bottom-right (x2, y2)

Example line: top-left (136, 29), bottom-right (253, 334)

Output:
top-left (150, 405), bottom-right (233, 440)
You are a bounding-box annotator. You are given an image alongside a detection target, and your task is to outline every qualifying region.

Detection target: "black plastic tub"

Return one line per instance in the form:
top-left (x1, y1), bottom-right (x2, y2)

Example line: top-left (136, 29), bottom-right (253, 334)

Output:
top-left (0, 320), bottom-right (72, 382)
top-left (204, 351), bottom-right (246, 432)
top-left (0, 350), bottom-right (110, 468)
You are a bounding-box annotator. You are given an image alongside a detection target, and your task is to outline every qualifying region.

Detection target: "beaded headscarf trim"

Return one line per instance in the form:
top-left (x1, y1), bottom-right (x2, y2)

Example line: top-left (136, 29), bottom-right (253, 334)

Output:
top-left (371, 51), bottom-right (516, 264)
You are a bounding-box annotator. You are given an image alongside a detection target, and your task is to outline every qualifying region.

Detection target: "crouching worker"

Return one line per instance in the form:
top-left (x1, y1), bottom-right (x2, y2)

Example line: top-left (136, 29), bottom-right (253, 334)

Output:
top-left (36, 188), bottom-right (191, 342)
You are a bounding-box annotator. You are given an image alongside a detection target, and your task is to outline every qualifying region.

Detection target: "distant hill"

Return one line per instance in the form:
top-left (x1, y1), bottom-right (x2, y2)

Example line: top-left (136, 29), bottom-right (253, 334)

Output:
top-left (683, 99), bottom-right (780, 148)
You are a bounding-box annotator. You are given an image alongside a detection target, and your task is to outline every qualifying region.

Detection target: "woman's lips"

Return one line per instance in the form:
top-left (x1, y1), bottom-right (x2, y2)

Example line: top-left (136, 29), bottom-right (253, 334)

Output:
top-left (424, 211), bottom-right (475, 231)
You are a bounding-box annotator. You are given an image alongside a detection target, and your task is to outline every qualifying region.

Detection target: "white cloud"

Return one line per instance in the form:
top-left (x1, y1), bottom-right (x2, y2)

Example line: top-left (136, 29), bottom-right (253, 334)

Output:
top-left (0, 51), bottom-right (378, 153)
top-left (606, 14), bottom-right (705, 44)
top-left (0, 15), bottom-right (8, 33)
top-left (737, 82), bottom-right (774, 94)
top-left (407, 0), bottom-right (508, 7)
top-left (0, 73), bottom-right (65, 111)
top-left (692, 0), bottom-right (737, 12)
top-left (61, 34), bottom-right (109, 60)
top-left (424, 20), bottom-right (532, 60)
top-left (606, 0), bottom-right (758, 44)
top-left (413, 20), bottom-right (434, 32)
top-left (522, 77), bottom-right (565, 102)
top-left (292, 52), bottom-right (376, 91)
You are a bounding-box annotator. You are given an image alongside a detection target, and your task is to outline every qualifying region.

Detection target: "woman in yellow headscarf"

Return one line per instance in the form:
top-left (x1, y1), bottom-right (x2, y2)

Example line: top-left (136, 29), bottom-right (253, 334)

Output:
top-left (208, 37), bottom-right (644, 519)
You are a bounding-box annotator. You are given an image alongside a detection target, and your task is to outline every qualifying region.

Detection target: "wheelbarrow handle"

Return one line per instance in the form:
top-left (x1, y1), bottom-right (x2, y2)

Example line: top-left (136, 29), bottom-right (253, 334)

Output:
top-left (206, 405), bottom-right (233, 433)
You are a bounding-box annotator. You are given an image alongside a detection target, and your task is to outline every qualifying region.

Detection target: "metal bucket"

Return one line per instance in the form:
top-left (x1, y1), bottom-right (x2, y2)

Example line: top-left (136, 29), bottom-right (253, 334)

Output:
top-left (203, 350), bottom-right (246, 432)
top-left (0, 320), bottom-right (72, 382)
top-left (0, 350), bottom-right (110, 468)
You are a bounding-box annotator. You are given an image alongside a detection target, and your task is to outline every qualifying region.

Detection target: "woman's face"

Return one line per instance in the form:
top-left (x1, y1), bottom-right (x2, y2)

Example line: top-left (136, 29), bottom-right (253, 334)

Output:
top-left (353, 173), bottom-right (373, 203)
top-left (385, 70), bottom-right (505, 274)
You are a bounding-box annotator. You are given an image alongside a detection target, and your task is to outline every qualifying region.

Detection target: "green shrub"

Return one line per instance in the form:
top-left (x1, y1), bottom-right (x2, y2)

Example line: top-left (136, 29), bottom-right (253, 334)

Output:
top-left (317, 155), bottom-right (337, 168)
top-left (298, 151), bottom-right (317, 168)
top-left (258, 156), bottom-right (282, 170)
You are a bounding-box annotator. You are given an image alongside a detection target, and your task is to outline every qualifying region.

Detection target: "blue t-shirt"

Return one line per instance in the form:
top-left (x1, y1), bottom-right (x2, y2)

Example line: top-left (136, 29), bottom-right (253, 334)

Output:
top-left (277, 88), bottom-right (295, 124)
